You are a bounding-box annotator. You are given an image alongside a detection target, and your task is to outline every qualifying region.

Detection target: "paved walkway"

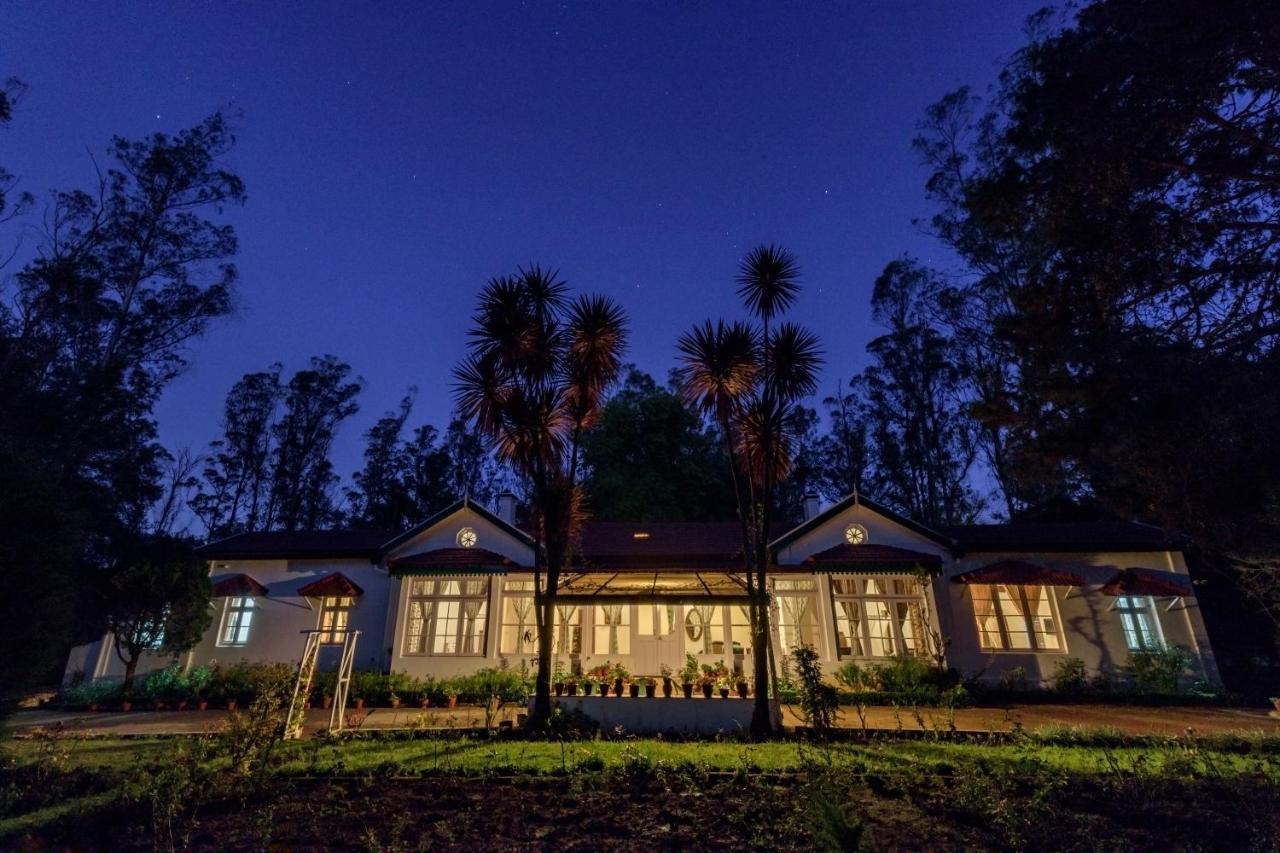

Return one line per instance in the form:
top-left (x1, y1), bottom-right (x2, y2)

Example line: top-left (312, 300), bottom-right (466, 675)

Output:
top-left (6, 702), bottom-right (1278, 738)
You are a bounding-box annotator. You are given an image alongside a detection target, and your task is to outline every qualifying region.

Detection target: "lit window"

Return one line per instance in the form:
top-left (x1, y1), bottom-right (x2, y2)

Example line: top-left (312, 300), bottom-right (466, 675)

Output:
top-left (554, 605), bottom-right (582, 654)
top-left (844, 523), bottom-right (868, 545)
top-left (217, 596), bottom-right (255, 647)
top-left (500, 580), bottom-right (536, 655)
top-left (638, 603), bottom-right (676, 637)
top-left (403, 578), bottom-right (489, 655)
top-left (830, 576), bottom-right (927, 658)
top-left (317, 596), bottom-right (354, 644)
top-left (774, 578), bottom-right (818, 654)
top-left (970, 584), bottom-right (1062, 651)
top-left (594, 604), bottom-right (630, 655)
top-left (684, 605), bottom-right (727, 654)
top-left (1115, 595), bottom-right (1163, 651)
top-left (456, 527), bottom-right (478, 548)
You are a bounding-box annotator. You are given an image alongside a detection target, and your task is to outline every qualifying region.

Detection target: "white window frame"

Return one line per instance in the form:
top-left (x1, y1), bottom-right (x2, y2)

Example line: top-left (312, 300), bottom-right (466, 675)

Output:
top-left (970, 583), bottom-right (1065, 652)
top-left (317, 595), bottom-right (355, 644)
top-left (774, 578), bottom-right (820, 656)
top-left (216, 596), bottom-right (255, 647)
top-left (499, 580), bottom-right (537, 655)
top-left (1114, 595), bottom-right (1165, 651)
top-left (829, 575), bottom-right (928, 659)
top-left (402, 577), bottom-right (490, 656)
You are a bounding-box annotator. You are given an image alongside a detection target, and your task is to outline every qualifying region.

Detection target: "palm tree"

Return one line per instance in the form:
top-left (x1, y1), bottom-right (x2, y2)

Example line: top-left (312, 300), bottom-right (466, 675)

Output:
top-left (677, 245), bottom-right (822, 736)
top-left (454, 267), bottom-right (627, 728)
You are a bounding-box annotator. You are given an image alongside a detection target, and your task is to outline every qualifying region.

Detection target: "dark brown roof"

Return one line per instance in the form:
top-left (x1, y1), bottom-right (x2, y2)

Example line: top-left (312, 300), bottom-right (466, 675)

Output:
top-left (944, 521), bottom-right (1185, 554)
top-left (1100, 567), bottom-right (1193, 597)
top-left (801, 543), bottom-right (942, 572)
top-left (388, 547), bottom-right (526, 573)
top-left (297, 572), bottom-right (364, 598)
top-left (574, 521), bottom-right (743, 569)
top-left (211, 573), bottom-right (270, 597)
top-left (952, 559), bottom-right (1087, 587)
top-left (196, 529), bottom-right (394, 560)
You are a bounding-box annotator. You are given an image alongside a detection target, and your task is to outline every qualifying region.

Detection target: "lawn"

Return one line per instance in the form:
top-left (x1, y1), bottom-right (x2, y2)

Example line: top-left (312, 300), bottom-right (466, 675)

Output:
top-left (4, 728), bottom-right (1278, 849)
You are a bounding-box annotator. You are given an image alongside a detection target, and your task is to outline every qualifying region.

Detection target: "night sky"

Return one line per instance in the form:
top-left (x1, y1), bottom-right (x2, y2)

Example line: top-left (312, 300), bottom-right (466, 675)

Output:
top-left (5, 1), bottom-right (1044, 482)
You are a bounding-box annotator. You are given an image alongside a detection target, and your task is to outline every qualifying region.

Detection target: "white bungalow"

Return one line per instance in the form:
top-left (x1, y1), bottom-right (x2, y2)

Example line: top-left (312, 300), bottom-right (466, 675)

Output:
top-left (64, 492), bottom-right (1220, 689)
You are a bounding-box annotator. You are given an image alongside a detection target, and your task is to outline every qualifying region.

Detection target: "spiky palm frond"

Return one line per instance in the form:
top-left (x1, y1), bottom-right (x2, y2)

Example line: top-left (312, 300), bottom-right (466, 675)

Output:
top-left (768, 322), bottom-right (824, 403)
top-left (737, 244), bottom-right (800, 323)
top-left (564, 294), bottom-right (628, 427)
top-left (675, 319), bottom-right (759, 419)
top-left (452, 352), bottom-right (509, 441)
top-left (735, 395), bottom-right (794, 486)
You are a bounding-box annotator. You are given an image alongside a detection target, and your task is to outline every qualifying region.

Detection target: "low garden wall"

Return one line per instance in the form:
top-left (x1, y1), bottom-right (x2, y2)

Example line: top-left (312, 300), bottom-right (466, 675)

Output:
top-left (548, 695), bottom-right (781, 735)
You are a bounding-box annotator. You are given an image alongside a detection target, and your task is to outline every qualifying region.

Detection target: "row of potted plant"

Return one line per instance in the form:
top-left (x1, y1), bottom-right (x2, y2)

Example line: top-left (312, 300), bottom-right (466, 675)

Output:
top-left (553, 657), bottom-right (751, 699)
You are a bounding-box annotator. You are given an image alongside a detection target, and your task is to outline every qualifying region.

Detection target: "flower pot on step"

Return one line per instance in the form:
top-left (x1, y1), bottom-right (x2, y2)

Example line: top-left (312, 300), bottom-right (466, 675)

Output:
top-left (322, 696), bottom-right (333, 710)
top-left (629, 684), bottom-right (640, 698)
top-left (718, 687), bottom-right (730, 699)
top-left (701, 683), bottom-right (713, 700)
top-left (736, 682), bottom-right (749, 699)
top-left (225, 699), bottom-right (238, 712)
top-left (354, 698), bottom-right (365, 710)
top-left (120, 700), bottom-right (133, 712)
top-left (682, 683), bottom-right (694, 699)
top-left (566, 683), bottom-right (577, 697)
top-left (554, 682), bottom-right (564, 697)
top-left (662, 678), bottom-right (673, 698)
top-left (197, 699), bottom-right (208, 711)
top-left (614, 677), bottom-right (624, 696)
top-left (447, 695), bottom-right (458, 709)
top-left (600, 682), bottom-right (610, 697)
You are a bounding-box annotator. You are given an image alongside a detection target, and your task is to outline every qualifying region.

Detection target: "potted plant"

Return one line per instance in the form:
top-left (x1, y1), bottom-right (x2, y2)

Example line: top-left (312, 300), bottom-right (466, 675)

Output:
top-left (660, 664), bottom-right (674, 697)
top-left (120, 697), bottom-right (134, 712)
top-left (566, 680), bottom-right (578, 697)
top-left (681, 654), bottom-right (699, 699)
top-left (718, 678), bottom-right (731, 699)
top-left (446, 692), bottom-right (458, 709)
top-left (581, 679), bottom-right (593, 696)
top-left (736, 679), bottom-right (749, 699)
top-left (600, 679), bottom-right (610, 697)
top-left (389, 691), bottom-right (401, 709)
top-left (225, 697), bottom-right (238, 712)
top-left (629, 680), bottom-right (640, 698)
top-left (554, 681), bottom-right (565, 697)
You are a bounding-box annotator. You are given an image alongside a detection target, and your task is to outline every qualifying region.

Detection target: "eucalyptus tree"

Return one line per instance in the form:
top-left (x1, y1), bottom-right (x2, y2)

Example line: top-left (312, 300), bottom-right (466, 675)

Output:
top-left (454, 268), bottom-right (627, 727)
top-left (677, 245), bottom-right (822, 736)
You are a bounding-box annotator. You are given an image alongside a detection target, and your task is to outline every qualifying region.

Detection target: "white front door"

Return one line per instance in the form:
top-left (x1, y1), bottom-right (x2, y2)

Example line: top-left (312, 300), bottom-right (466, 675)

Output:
top-left (632, 602), bottom-right (681, 676)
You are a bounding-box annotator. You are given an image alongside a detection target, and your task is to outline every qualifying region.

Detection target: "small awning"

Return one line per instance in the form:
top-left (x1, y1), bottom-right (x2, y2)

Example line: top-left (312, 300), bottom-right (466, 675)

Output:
top-left (802, 543), bottom-right (942, 573)
top-left (1101, 567), bottom-right (1193, 597)
top-left (952, 559), bottom-right (1087, 587)
top-left (388, 547), bottom-right (525, 575)
top-left (211, 573), bottom-right (269, 597)
top-left (297, 572), bottom-right (364, 598)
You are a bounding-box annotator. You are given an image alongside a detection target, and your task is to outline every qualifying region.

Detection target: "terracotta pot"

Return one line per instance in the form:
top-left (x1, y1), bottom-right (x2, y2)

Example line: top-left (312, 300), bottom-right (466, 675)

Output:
top-left (88, 703), bottom-right (99, 712)
top-left (177, 699), bottom-right (189, 711)
top-left (419, 697), bottom-right (430, 709)
top-left (718, 687), bottom-right (730, 699)
top-left (447, 695), bottom-right (458, 709)
top-left (566, 683), bottom-right (578, 697)
top-left (153, 701), bottom-right (165, 711)
top-left (303, 701), bottom-right (312, 711)
top-left (629, 684), bottom-right (640, 698)
top-left (322, 696), bottom-right (333, 710)
top-left (701, 683), bottom-right (713, 700)
top-left (614, 677), bottom-right (624, 695)
top-left (390, 698), bottom-right (401, 709)
top-left (682, 683), bottom-right (694, 699)
top-left (600, 682), bottom-right (610, 697)
top-left (120, 700), bottom-right (133, 712)
top-left (554, 682), bottom-right (564, 697)
top-left (197, 699), bottom-right (208, 711)
top-left (736, 682), bottom-right (749, 699)
top-left (354, 698), bottom-right (365, 710)
top-left (662, 678), bottom-right (673, 698)
top-left (225, 699), bottom-right (238, 712)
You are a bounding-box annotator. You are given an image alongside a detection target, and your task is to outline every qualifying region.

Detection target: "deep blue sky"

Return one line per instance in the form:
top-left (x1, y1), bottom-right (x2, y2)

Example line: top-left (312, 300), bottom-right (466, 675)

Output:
top-left (4, 1), bottom-right (1042, 484)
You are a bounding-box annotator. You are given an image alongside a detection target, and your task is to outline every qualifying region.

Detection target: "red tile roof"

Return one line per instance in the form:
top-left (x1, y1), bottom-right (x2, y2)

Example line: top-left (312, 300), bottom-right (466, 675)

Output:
top-left (952, 559), bottom-right (1087, 586)
top-left (388, 548), bottom-right (526, 573)
top-left (297, 572), bottom-right (364, 598)
top-left (802, 543), bottom-right (942, 572)
top-left (1100, 567), bottom-right (1193, 597)
top-left (574, 521), bottom-right (743, 569)
top-left (211, 573), bottom-right (269, 597)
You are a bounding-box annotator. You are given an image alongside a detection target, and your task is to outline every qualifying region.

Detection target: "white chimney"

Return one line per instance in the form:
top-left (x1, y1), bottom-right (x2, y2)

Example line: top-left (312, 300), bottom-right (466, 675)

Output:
top-left (802, 493), bottom-right (821, 521)
top-left (497, 491), bottom-right (518, 526)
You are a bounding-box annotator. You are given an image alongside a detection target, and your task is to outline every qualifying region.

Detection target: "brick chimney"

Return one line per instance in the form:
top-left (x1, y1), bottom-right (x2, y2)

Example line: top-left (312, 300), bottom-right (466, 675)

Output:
top-left (802, 493), bottom-right (821, 521)
top-left (496, 491), bottom-right (518, 526)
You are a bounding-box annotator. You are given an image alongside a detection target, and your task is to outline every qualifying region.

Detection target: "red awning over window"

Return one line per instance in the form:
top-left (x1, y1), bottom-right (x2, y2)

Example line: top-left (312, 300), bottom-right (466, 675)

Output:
top-left (1100, 567), bottom-right (1192, 597)
top-left (211, 573), bottom-right (269, 597)
top-left (952, 559), bottom-right (1087, 587)
top-left (297, 572), bottom-right (364, 598)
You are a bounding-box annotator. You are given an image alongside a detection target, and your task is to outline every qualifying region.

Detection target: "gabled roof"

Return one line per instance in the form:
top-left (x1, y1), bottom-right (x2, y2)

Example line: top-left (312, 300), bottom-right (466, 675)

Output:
top-left (770, 493), bottom-right (956, 551)
top-left (952, 559), bottom-right (1087, 587)
top-left (195, 529), bottom-right (394, 560)
top-left (211, 573), bottom-right (270, 597)
top-left (388, 547), bottom-right (527, 574)
top-left (801, 543), bottom-right (942, 573)
top-left (575, 521), bottom-right (743, 569)
top-left (944, 521), bottom-right (1187, 554)
top-left (297, 572), bottom-right (364, 598)
top-left (379, 497), bottom-right (535, 553)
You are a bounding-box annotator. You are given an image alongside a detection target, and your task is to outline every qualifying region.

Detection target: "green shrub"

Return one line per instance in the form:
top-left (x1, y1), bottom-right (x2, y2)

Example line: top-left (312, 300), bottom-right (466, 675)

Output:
top-left (1050, 657), bottom-right (1088, 693)
top-left (1124, 646), bottom-right (1194, 693)
top-left (59, 679), bottom-right (123, 708)
top-left (834, 661), bottom-right (871, 691)
top-left (791, 645), bottom-right (838, 735)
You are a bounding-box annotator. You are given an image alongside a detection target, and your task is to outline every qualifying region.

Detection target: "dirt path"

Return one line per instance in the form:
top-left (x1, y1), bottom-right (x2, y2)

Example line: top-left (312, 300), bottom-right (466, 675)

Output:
top-left (8, 702), bottom-right (1277, 738)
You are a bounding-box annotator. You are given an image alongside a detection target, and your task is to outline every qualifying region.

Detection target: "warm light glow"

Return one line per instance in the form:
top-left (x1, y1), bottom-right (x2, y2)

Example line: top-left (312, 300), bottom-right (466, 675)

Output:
top-left (456, 527), bottom-right (478, 548)
top-left (844, 523), bottom-right (867, 545)
top-left (632, 531), bottom-right (650, 539)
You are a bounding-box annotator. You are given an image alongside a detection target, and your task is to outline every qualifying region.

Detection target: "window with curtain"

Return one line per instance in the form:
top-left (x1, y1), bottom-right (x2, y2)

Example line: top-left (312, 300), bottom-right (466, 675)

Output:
top-left (1115, 596), bottom-right (1163, 651)
top-left (499, 580), bottom-right (536, 655)
top-left (774, 578), bottom-right (818, 654)
top-left (217, 596), bottom-right (255, 647)
top-left (830, 576), bottom-right (928, 658)
top-left (638, 603), bottom-right (676, 637)
top-left (970, 584), bottom-right (1062, 651)
top-left (317, 596), bottom-right (354, 644)
top-left (403, 577), bottom-right (489, 656)
top-left (593, 604), bottom-right (629, 655)
top-left (684, 605), bottom-right (726, 654)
